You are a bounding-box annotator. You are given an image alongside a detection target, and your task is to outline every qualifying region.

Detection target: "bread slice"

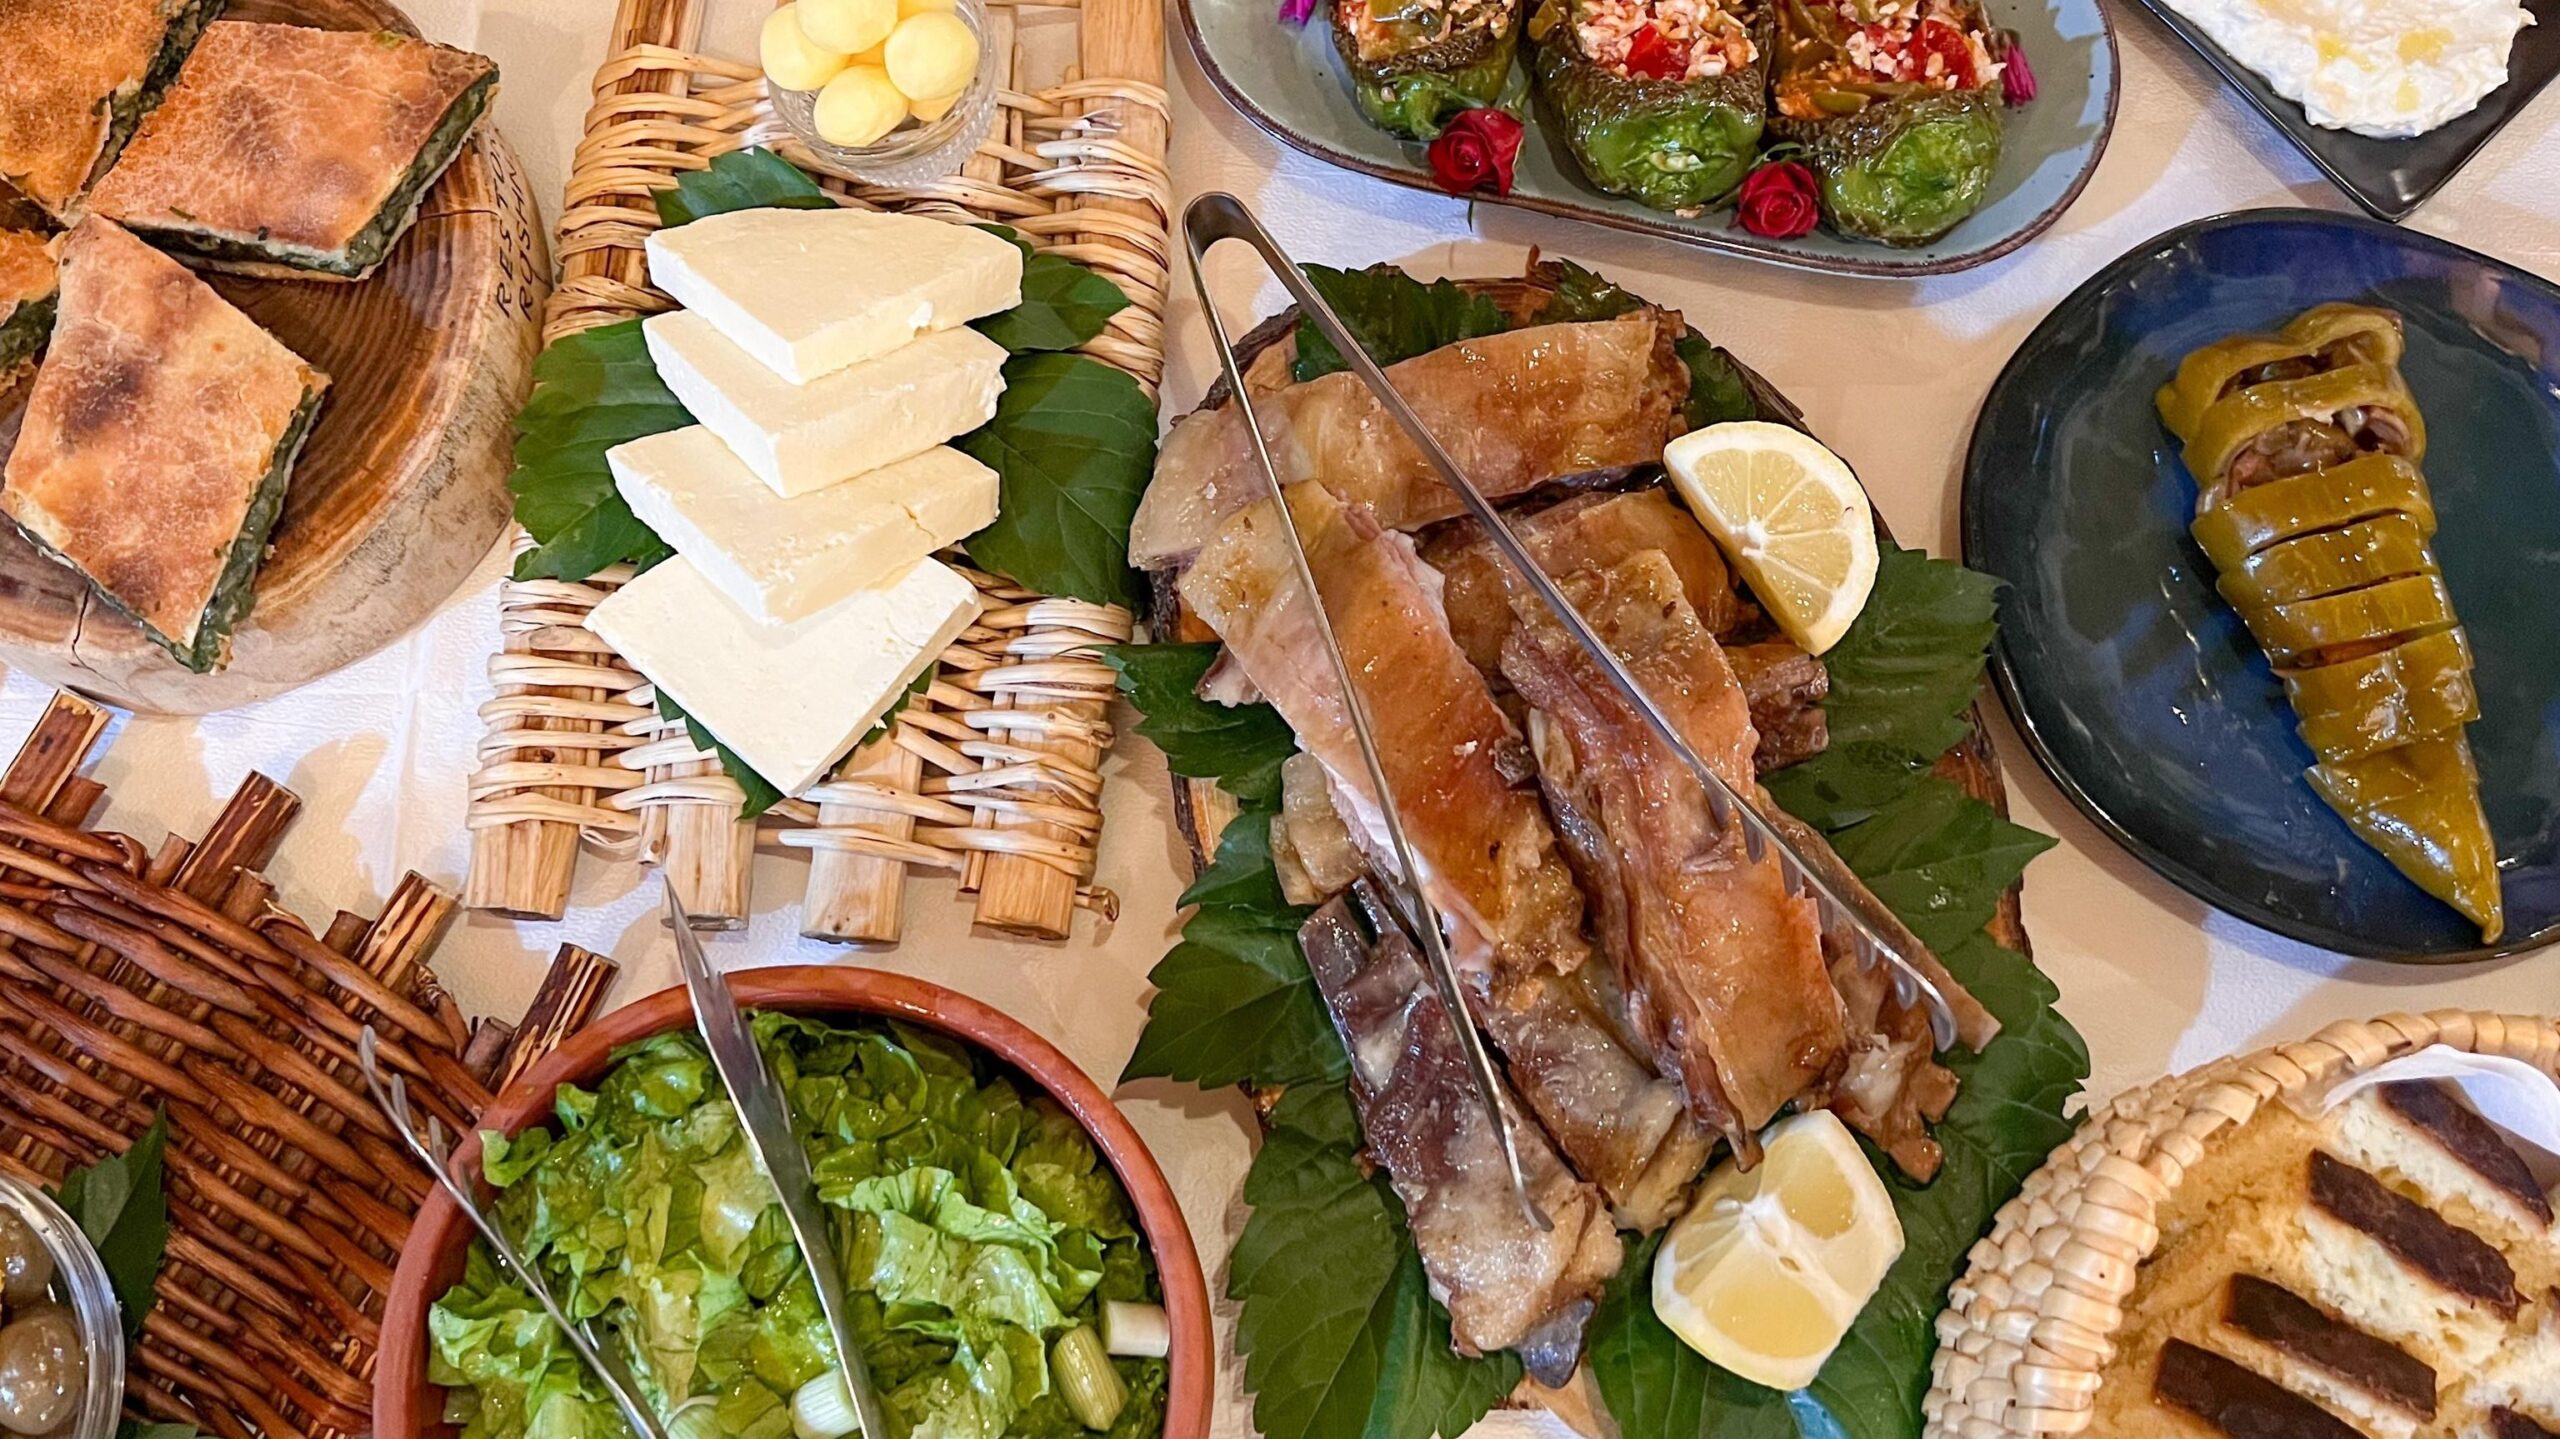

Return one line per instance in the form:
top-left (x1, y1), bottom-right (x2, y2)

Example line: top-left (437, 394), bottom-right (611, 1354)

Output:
top-left (0, 0), bottom-right (218, 216)
top-left (85, 22), bottom-right (496, 281)
top-left (0, 218), bottom-right (327, 672)
top-left (0, 230), bottom-right (58, 376)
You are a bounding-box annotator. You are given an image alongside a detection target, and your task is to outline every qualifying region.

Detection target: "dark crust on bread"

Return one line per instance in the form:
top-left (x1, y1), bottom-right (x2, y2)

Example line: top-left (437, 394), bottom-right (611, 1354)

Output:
top-left (2379, 1079), bottom-right (2554, 1225)
top-left (2307, 1151), bottom-right (2520, 1317)
top-left (86, 22), bottom-right (495, 270)
top-left (2155, 1339), bottom-right (2365, 1439)
top-left (2221, 1275), bottom-right (2437, 1419)
top-left (0, 0), bottom-right (216, 215)
top-left (2495, 1408), bottom-right (2560, 1439)
top-left (0, 218), bottom-right (327, 665)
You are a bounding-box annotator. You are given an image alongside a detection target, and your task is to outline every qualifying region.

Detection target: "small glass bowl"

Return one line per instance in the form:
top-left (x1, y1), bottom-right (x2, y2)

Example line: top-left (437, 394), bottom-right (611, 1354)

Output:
top-left (0, 1173), bottom-right (123, 1439)
top-left (767, 0), bottom-right (1001, 187)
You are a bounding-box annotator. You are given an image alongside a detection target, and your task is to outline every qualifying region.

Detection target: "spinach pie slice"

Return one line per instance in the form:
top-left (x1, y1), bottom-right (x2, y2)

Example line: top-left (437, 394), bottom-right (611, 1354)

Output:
top-left (86, 21), bottom-right (498, 282)
top-left (0, 230), bottom-right (59, 377)
top-left (1, 218), bottom-right (328, 673)
top-left (0, 0), bottom-right (220, 217)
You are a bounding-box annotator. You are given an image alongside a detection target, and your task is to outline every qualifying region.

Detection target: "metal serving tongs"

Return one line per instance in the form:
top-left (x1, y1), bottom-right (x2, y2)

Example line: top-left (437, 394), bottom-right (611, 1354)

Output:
top-left (359, 1027), bottom-right (670, 1439)
top-left (666, 882), bottom-right (889, 1439)
top-left (1179, 192), bottom-right (1961, 1056)
top-left (1183, 197), bottom-right (1553, 1233)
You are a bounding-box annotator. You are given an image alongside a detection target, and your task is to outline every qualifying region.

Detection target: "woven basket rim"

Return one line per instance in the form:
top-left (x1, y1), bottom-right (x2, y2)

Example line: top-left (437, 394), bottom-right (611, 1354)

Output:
top-left (1923, 1008), bottom-right (2560, 1439)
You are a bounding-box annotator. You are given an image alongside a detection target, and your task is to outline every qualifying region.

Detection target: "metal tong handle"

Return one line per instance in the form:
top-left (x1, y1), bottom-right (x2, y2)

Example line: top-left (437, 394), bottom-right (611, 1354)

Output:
top-left (1181, 192), bottom-right (1957, 1053)
top-left (1182, 197), bottom-right (1553, 1233)
top-left (360, 1027), bottom-right (671, 1439)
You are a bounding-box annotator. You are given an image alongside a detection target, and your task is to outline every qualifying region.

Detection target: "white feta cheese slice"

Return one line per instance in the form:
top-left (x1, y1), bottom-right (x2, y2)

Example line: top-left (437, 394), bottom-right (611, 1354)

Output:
top-left (644, 207), bottom-right (1023, 383)
top-left (609, 426), bottom-right (999, 625)
top-left (646, 311), bottom-right (1006, 498)
top-left (587, 555), bottom-right (981, 796)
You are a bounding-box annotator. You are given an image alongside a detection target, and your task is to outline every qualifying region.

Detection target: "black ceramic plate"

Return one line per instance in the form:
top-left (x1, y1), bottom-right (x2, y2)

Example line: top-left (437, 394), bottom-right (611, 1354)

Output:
top-left (1965, 209), bottom-right (2560, 962)
top-left (2132, 0), bottom-right (2560, 220)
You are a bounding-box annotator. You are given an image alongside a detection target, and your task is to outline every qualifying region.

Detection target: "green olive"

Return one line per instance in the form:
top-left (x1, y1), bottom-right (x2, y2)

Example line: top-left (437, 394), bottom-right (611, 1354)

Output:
top-left (1813, 88), bottom-right (1872, 114)
top-left (0, 1304), bottom-right (81, 1436)
top-left (0, 1214), bottom-right (52, 1310)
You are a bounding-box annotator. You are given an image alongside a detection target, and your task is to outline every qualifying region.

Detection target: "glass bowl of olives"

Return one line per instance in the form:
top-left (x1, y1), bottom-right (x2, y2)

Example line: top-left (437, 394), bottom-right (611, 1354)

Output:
top-left (0, 1175), bottom-right (120, 1439)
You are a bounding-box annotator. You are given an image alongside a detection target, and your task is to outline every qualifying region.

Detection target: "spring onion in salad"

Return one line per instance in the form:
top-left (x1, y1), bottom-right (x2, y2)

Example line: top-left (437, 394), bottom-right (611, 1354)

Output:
top-left (793, 1370), bottom-right (860, 1439)
top-left (1055, 1325), bottom-right (1129, 1430)
top-left (1103, 1300), bottom-right (1170, 1359)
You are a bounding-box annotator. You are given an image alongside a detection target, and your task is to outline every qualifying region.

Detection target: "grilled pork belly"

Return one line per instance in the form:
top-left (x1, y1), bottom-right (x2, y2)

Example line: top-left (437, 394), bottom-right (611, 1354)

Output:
top-left (1500, 550), bottom-right (1847, 1154)
top-left (1133, 313), bottom-right (1688, 568)
top-left (1728, 641), bottom-right (1832, 771)
top-left (1271, 751), bottom-right (1366, 906)
top-left (1180, 482), bottom-right (1591, 979)
top-left (1302, 880), bottom-right (1623, 1384)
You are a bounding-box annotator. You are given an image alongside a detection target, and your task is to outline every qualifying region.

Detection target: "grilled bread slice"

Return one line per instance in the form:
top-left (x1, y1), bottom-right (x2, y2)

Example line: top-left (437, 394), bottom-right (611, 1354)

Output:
top-left (85, 22), bottom-right (497, 282)
top-left (0, 0), bottom-right (219, 217)
top-left (0, 230), bottom-right (59, 376)
top-left (0, 217), bottom-right (327, 673)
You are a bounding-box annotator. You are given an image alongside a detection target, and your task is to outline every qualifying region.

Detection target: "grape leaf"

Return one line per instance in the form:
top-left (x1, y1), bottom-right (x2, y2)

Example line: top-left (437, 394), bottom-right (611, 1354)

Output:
top-left (1101, 643), bottom-right (1296, 807)
top-left (959, 352), bottom-right (1155, 609)
top-left (652, 145), bottom-right (832, 226)
top-left (53, 1110), bottom-right (170, 1338)
top-left (1824, 781), bottom-right (2056, 953)
top-left (974, 225), bottom-right (1134, 353)
top-left (1231, 1087), bottom-right (1520, 1439)
top-left (507, 319), bottom-right (685, 582)
top-left (1291, 264), bottom-right (1511, 381)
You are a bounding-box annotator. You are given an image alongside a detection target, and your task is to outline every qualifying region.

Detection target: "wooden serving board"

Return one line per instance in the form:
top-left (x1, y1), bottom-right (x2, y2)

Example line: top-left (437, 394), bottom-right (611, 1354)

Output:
top-left (0, 0), bottom-right (546, 714)
top-left (1152, 267), bottom-right (2032, 955)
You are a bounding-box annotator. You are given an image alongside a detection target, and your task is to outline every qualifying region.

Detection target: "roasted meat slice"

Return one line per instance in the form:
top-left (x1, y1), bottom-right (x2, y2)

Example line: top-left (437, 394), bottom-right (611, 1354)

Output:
top-left (1302, 881), bottom-right (1623, 1383)
top-left (1133, 313), bottom-right (1688, 568)
top-left (1270, 751), bottom-right (1366, 906)
top-left (1180, 482), bottom-right (1591, 977)
top-left (1728, 640), bottom-right (1831, 771)
top-left (1422, 489), bottom-right (1748, 679)
top-left (1500, 550), bottom-right (1848, 1153)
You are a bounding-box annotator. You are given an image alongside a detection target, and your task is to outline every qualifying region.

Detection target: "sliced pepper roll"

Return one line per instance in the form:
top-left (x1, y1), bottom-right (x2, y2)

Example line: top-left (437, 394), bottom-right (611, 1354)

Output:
top-left (2155, 303), bottom-right (2406, 442)
top-left (2282, 627), bottom-right (2477, 764)
top-left (2188, 453), bottom-right (2436, 572)
top-left (2248, 574), bottom-right (2454, 667)
top-left (1768, 0), bottom-right (2005, 245)
top-left (2307, 737), bottom-right (2503, 942)
top-left (1333, 0), bottom-right (1524, 139)
top-left (2176, 363), bottom-right (2424, 498)
top-left (1529, 0), bottom-right (1766, 210)
top-left (2215, 513), bottom-right (2437, 611)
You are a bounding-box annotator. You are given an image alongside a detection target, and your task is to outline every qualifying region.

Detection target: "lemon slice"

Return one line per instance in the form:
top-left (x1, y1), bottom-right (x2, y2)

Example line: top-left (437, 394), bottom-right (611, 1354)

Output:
top-left (1652, 1111), bottom-right (1905, 1391)
top-left (1663, 421), bottom-right (1879, 656)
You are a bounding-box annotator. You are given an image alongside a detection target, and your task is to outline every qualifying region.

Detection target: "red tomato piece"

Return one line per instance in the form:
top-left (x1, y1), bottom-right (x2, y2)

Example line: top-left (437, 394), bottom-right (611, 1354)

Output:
top-left (1913, 18), bottom-right (1977, 86)
top-left (1623, 23), bottom-right (1689, 79)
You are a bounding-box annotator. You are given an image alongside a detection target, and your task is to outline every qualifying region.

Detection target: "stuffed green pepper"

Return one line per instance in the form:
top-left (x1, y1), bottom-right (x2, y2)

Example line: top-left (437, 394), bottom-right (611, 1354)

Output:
top-left (1333, 0), bottom-right (1524, 139)
top-left (1529, 0), bottom-right (1767, 212)
top-left (1769, 0), bottom-right (2005, 244)
top-left (2157, 303), bottom-right (2503, 943)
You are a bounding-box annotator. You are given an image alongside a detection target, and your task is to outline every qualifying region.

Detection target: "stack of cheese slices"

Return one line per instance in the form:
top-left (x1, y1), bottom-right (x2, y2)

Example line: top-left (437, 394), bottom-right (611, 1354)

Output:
top-left (586, 206), bottom-right (1026, 796)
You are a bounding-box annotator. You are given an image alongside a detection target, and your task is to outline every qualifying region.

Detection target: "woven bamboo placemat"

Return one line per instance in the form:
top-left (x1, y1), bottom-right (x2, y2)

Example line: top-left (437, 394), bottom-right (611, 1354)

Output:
top-left (462, 0), bottom-right (1168, 942)
top-left (1924, 1008), bottom-right (2560, 1439)
top-left (0, 691), bottom-right (616, 1437)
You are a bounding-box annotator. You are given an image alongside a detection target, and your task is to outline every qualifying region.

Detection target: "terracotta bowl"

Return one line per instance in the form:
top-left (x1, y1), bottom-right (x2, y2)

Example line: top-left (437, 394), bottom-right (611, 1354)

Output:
top-left (374, 966), bottom-right (1216, 1439)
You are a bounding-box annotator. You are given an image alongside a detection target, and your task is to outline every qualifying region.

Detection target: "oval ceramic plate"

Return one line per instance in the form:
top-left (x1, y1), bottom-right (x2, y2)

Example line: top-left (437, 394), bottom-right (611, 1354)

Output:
top-left (1965, 208), bottom-right (2560, 962)
top-left (1177, 0), bottom-right (2117, 276)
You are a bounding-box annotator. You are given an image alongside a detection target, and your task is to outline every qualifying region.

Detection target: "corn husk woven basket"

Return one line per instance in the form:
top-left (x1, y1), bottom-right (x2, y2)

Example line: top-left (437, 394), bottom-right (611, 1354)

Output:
top-left (1924, 1008), bottom-right (2560, 1439)
top-left (463, 0), bottom-right (1168, 940)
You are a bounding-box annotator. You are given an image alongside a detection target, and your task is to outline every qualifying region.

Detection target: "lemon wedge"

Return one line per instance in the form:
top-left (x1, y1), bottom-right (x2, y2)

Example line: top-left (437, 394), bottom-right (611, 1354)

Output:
top-left (1652, 1111), bottom-right (1904, 1391)
top-left (1663, 421), bottom-right (1878, 656)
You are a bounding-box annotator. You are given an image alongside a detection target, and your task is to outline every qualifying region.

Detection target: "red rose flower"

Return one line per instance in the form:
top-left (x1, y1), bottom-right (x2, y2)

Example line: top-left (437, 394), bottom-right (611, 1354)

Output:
top-left (1734, 160), bottom-right (1820, 240)
top-left (1426, 107), bottom-right (1525, 196)
top-left (1278, 0), bottom-right (1318, 24)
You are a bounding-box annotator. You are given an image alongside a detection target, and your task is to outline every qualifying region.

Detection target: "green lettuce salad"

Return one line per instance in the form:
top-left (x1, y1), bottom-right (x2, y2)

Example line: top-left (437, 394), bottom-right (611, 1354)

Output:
top-left (427, 1013), bottom-right (1171, 1439)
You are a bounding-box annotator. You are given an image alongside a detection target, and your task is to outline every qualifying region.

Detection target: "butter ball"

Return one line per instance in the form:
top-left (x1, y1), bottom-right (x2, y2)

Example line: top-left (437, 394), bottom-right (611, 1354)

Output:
top-left (909, 88), bottom-right (962, 122)
top-left (899, 0), bottom-right (958, 17)
top-left (815, 64), bottom-right (909, 147)
top-left (884, 13), bottom-right (980, 103)
top-left (761, 6), bottom-right (852, 91)
top-left (799, 0), bottom-right (899, 56)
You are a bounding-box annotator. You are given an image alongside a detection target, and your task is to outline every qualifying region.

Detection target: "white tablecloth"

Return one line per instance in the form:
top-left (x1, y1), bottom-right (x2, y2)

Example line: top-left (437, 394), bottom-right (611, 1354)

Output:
top-left (17, 3), bottom-right (2558, 1433)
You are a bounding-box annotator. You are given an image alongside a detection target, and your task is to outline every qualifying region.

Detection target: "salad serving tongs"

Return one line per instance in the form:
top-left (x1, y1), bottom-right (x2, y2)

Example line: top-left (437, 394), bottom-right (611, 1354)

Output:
top-left (1178, 193), bottom-right (1963, 1062)
top-left (359, 1026), bottom-right (671, 1439)
top-left (667, 882), bottom-right (890, 1439)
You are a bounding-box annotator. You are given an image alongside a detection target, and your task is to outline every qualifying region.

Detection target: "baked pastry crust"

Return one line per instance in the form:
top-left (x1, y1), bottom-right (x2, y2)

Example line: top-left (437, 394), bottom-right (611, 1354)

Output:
top-left (0, 217), bottom-right (327, 668)
top-left (0, 0), bottom-right (213, 215)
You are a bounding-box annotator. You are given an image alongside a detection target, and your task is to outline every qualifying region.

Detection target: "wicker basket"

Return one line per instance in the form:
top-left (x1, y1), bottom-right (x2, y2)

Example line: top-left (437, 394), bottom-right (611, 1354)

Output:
top-left (1924, 1009), bottom-right (2560, 1439)
top-left (461, 0), bottom-right (1168, 942)
top-left (0, 692), bottom-right (617, 1438)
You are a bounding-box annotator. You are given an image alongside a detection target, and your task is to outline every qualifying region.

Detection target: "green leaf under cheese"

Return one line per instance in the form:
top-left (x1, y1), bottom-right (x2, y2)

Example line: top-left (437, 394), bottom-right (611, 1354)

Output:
top-left (507, 319), bottom-right (685, 582)
top-left (974, 225), bottom-right (1134, 354)
top-left (960, 352), bottom-right (1156, 610)
top-left (1100, 643), bottom-right (1297, 807)
top-left (652, 146), bottom-right (833, 227)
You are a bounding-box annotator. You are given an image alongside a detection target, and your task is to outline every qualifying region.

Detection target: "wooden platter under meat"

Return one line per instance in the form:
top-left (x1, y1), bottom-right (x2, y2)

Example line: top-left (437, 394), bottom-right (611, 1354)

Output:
top-left (0, 0), bottom-right (545, 714)
top-left (1150, 263), bottom-right (2031, 962)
